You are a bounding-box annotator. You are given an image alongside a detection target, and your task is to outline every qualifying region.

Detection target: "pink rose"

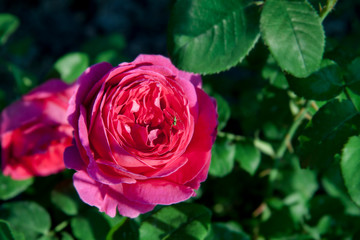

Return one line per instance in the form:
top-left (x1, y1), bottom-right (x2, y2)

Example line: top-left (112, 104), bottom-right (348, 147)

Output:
top-left (65, 54), bottom-right (217, 218)
top-left (1, 79), bottom-right (75, 180)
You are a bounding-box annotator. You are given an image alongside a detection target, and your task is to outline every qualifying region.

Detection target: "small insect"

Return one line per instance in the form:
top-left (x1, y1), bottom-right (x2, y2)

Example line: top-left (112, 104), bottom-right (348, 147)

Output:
top-left (173, 116), bottom-right (177, 126)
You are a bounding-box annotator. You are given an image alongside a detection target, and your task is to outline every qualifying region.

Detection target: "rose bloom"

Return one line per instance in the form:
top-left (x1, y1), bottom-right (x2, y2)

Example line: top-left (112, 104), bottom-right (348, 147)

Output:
top-left (65, 54), bottom-right (217, 218)
top-left (1, 79), bottom-right (75, 180)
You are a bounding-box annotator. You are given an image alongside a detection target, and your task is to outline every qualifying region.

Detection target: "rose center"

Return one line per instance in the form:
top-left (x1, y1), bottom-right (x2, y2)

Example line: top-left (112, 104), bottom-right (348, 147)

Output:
top-left (108, 79), bottom-right (188, 159)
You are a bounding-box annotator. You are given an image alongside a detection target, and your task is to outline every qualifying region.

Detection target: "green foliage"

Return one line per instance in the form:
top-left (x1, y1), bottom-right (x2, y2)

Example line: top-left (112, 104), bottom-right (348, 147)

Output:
top-left (299, 99), bottom-right (360, 169)
top-left (341, 136), bottom-right (360, 207)
top-left (0, 173), bottom-right (33, 201)
top-left (209, 137), bottom-right (236, 177)
top-left (0, 220), bottom-right (18, 240)
top-left (106, 218), bottom-right (138, 240)
top-left (51, 181), bottom-right (80, 216)
top-left (235, 140), bottom-right (261, 176)
top-left (287, 59), bottom-right (344, 100)
top-left (139, 203), bottom-right (211, 240)
top-left (0, 201), bottom-right (51, 240)
top-left (0, 14), bottom-right (19, 45)
top-left (262, 55), bottom-right (288, 89)
top-left (205, 222), bottom-right (250, 240)
top-left (345, 57), bottom-right (360, 95)
top-left (168, 0), bottom-right (259, 74)
top-left (212, 93), bottom-right (230, 131)
top-left (81, 33), bottom-right (126, 65)
top-left (6, 63), bottom-right (37, 94)
top-left (70, 209), bottom-right (123, 240)
top-left (260, 0), bottom-right (325, 78)
top-left (54, 52), bottom-right (89, 83)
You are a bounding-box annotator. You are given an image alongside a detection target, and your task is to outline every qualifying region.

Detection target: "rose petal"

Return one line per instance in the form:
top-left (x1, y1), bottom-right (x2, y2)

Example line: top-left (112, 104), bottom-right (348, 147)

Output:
top-left (146, 156), bottom-right (188, 178)
top-left (78, 105), bottom-right (95, 163)
top-left (165, 88), bottom-right (217, 186)
top-left (1, 100), bottom-right (42, 134)
top-left (68, 62), bottom-right (113, 128)
top-left (64, 145), bottom-right (86, 171)
top-left (133, 54), bottom-right (201, 119)
top-left (24, 79), bottom-right (70, 100)
top-left (122, 179), bottom-right (195, 205)
top-left (87, 160), bottom-right (137, 185)
top-left (73, 171), bottom-right (155, 218)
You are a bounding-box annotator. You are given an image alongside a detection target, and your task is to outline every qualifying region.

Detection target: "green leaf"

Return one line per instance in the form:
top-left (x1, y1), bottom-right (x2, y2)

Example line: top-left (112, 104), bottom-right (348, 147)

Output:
top-left (0, 173), bottom-right (33, 200)
top-left (262, 55), bottom-right (288, 89)
top-left (61, 232), bottom-right (74, 240)
top-left (341, 136), bottom-right (360, 207)
top-left (139, 203), bottom-right (211, 240)
top-left (51, 181), bottom-right (80, 216)
top-left (7, 63), bottom-right (37, 94)
top-left (213, 93), bottom-right (230, 130)
top-left (0, 220), bottom-right (16, 240)
top-left (168, 0), bottom-right (260, 74)
top-left (275, 156), bottom-right (318, 200)
top-left (0, 201), bottom-right (51, 240)
top-left (260, 202), bottom-right (295, 237)
top-left (235, 140), bottom-right (261, 175)
top-left (0, 14), bottom-right (19, 44)
top-left (322, 161), bottom-right (360, 216)
top-left (260, 0), bottom-right (325, 78)
top-left (81, 33), bottom-right (126, 65)
top-left (106, 218), bottom-right (139, 240)
top-left (287, 59), bottom-right (344, 100)
top-left (345, 57), bottom-right (360, 95)
top-left (54, 52), bottom-right (89, 83)
top-left (71, 208), bottom-right (123, 240)
top-left (299, 99), bottom-right (360, 169)
top-left (209, 137), bottom-right (236, 177)
top-left (205, 222), bottom-right (250, 240)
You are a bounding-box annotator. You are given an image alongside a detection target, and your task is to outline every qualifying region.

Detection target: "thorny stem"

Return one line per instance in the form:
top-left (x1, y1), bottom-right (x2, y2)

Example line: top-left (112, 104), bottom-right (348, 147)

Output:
top-left (319, 0), bottom-right (338, 22)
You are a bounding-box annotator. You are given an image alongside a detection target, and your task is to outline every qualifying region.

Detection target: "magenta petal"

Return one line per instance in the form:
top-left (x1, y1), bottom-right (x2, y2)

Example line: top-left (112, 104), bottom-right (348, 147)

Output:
top-left (165, 149), bottom-right (211, 188)
top-left (24, 79), bottom-right (70, 100)
top-left (64, 145), bottom-right (85, 171)
top-left (107, 185), bottom-right (156, 218)
top-left (73, 171), bottom-right (155, 218)
top-left (68, 62), bottom-right (113, 128)
top-left (73, 171), bottom-right (109, 213)
top-left (147, 156), bottom-right (188, 178)
top-left (178, 70), bottom-right (202, 88)
top-left (122, 179), bottom-right (195, 205)
top-left (78, 105), bottom-right (95, 162)
top-left (166, 88), bottom-right (217, 186)
top-left (133, 54), bottom-right (177, 72)
top-left (186, 154), bottom-right (211, 189)
top-left (87, 160), bottom-right (137, 185)
top-left (1, 100), bottom-right (42, 134)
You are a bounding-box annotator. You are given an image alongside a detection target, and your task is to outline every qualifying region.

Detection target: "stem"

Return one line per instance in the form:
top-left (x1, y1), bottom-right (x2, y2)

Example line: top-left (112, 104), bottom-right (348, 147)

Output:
top-left (274, 104), bottom-right (309, 160)
top-left (106, 217), bottom-right (128, 240)
top-left (344, 87), bottom-right (359, 111)
top-left (217, 131), bottom-right (246, 141)
top-left (320, 0), bottom-right (338, 22)
top-left (218, 131), bottom-right (276, 157)
top-left (269, 102), bottom-right (310, 188)
top-left (54, 221), bottom-right (68, 232)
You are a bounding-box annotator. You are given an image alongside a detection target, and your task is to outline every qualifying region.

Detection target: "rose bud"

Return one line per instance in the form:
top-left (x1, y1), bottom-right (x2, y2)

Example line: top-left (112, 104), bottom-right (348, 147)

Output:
top-left (65, 54), bottom-right (217, 218)
top-left (1, 79), bottom-right (75, 180)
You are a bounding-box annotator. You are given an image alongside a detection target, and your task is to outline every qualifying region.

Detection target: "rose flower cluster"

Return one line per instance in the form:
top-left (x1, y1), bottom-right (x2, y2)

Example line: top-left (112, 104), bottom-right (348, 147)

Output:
top-left (0, 55), bottom-right (217, 218)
